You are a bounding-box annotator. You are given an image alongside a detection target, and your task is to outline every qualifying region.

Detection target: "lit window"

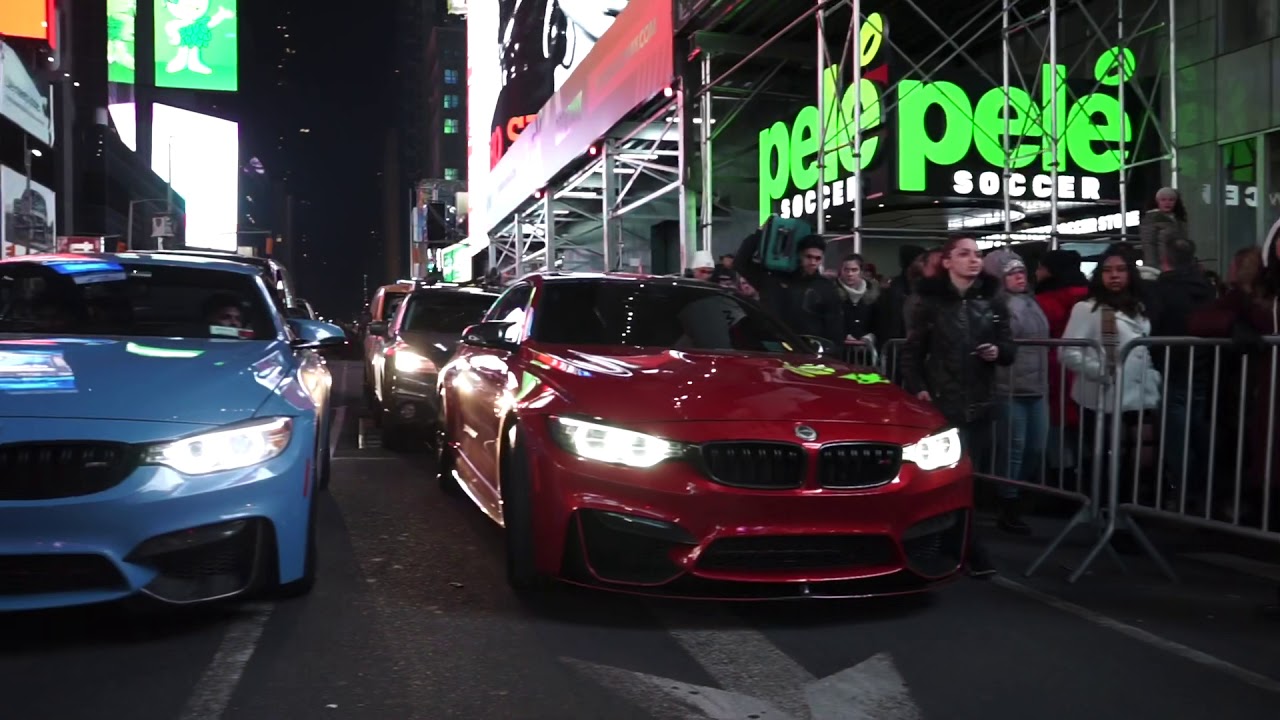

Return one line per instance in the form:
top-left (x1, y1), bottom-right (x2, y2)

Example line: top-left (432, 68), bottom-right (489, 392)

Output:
top-left (443, 94), bottom-right (459, 109)
top-left (444, 168), bottom-right (460, 180)
top-left (444, 118), bottom-right (459, 134)
top-left (444, 68), bottom-right (459, 84)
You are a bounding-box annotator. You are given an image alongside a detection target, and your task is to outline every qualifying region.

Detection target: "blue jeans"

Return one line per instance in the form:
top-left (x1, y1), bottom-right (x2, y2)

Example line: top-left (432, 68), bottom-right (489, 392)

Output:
top-left (991, 396), bottom-right (1050, 500)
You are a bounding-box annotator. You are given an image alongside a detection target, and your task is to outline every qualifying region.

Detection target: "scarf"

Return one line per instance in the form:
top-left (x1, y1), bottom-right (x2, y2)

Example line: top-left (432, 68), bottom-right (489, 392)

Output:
top-left (838, 279), bottom-right (867, 304)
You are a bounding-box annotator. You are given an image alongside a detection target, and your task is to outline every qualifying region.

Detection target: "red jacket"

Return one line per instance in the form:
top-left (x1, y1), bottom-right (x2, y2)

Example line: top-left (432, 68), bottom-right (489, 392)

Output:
top-left (1037, 284), bottom-right (1090, 427)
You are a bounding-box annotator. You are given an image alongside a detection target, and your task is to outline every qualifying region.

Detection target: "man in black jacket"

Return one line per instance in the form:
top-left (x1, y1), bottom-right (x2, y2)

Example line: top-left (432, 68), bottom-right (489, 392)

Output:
top-left (735, 231), bottom-right (844, 348)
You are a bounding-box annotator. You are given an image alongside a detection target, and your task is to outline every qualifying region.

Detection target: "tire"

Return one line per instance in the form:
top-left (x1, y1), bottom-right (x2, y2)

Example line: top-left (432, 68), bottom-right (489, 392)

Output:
top-left (501, 427), bottom-right (542, 593)
top-left (382, 421), bottom-right (413, 451)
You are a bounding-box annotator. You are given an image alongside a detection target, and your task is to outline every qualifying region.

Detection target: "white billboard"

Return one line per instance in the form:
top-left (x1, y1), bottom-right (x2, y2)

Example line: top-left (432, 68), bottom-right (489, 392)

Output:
top-left (466, 1), bottom-right (630, 238)
top-left (0, 39), bottom-right (54, 145)
top-left (1, 165), bottom-right (56, 257)
top-left (151, 103), bottom-right (239, 251)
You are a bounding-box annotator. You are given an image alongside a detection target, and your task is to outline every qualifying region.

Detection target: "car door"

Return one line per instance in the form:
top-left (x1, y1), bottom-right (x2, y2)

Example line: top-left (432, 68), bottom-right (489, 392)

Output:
top-left (455, 283), bottom-right (532, 496)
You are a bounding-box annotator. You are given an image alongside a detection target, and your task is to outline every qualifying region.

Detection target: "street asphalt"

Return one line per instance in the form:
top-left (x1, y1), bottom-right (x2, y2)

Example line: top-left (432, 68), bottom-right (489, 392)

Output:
top-left (2, 360), bottom-right (1278, 720)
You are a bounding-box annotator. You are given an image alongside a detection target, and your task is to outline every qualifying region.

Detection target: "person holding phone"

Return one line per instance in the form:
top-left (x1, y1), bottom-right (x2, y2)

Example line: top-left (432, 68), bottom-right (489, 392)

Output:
top-left (901, 234), bottom-right (1017, 576)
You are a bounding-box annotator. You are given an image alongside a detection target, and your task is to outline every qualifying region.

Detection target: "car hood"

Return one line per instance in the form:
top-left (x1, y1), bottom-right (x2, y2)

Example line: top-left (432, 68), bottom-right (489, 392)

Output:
top-left (523, 346), bottom-right (941, 429)
top-left (401, 330), bottom-right (465, 369)
top-left (0, 336), bottom-right (292, 424)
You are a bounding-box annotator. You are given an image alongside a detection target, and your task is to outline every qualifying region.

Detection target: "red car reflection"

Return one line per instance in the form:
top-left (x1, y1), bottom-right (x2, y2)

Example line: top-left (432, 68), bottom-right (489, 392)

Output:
top-left (435, 273), bottom-right (972, 599)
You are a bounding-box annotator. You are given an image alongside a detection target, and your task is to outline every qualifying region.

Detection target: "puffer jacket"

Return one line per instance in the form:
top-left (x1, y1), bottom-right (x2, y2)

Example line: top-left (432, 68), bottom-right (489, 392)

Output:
top-left (1059, 299), bottom-right (1162, 413)
top-left (998, 291), bottom-right (1050, 397)
top-left (901, 273), bottom-right (1018, 425)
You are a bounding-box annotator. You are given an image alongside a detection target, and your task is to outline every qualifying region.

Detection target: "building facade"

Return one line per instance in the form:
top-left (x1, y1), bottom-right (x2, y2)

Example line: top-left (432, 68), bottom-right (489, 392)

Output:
top-left (425, 22), bottom-right (466, 182)
top-left (1174, 0), bottom-right (1280, 267)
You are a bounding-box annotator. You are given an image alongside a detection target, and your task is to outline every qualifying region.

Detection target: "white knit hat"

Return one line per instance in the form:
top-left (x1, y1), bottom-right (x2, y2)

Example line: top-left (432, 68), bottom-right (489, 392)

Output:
top-left (691, 250), bottom-right (715, 269)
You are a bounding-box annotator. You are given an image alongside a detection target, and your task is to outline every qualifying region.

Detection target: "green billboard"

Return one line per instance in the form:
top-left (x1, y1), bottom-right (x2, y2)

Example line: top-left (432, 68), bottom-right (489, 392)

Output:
top-left (107, 0), bottom-right (138, 84)
top-left (154, 0), bottom-right (238, 92)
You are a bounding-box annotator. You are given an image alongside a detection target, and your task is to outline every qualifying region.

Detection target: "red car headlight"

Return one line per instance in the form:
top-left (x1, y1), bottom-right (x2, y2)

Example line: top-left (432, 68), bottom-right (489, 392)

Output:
top-left (548, 416), bottom-right (687, 469)
top-left (901, 428), bottom-right (962, 471)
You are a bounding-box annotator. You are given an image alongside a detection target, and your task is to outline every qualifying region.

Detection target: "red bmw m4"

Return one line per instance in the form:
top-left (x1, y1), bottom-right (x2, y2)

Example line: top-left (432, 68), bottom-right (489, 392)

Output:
top-left (435, 273), bottom-right (972, 599)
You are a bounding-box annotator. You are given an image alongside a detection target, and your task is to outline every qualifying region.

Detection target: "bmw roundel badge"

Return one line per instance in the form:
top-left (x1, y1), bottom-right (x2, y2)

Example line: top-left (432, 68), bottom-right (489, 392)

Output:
top-left (794, 424), bottom-right (818, 441)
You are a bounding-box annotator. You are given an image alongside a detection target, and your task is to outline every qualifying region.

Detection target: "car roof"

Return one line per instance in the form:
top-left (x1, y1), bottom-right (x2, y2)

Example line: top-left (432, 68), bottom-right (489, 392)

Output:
top-left (408, 286), bottom-right (499, 298)
top-left (522, 271), bottom-right (723, 291)
top-left (0, 252), bottom-right (264, 276)
top-left (132, 249), bottom-right (278, 270)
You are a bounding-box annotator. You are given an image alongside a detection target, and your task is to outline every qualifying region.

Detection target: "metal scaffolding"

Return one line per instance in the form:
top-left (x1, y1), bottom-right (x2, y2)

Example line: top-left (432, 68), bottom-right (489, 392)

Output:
top-left (484, 0), bottom-right (1179, 279)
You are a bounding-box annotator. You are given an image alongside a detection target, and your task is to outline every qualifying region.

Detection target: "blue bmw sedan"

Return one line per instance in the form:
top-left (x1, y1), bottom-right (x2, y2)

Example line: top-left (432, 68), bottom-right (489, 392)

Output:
top-left (0, 253), bottom-right (345, 611)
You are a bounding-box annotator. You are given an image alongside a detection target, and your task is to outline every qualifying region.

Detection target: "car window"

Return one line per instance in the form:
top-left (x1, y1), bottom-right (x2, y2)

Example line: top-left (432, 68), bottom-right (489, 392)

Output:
top-left (485, 284), bottom-right (532, 343)
top-left (530, 280), bottom-right (800, 354)
top-left (0, 259), bottom-right (276, 340)
top-left (403, 293), bottom-right (496, 334)
top-left (383, 292), bottom-right (408, 321)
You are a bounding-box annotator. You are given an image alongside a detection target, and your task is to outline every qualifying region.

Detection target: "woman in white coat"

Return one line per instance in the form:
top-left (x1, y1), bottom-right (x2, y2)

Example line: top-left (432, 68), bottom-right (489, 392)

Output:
top-left (1059, 245), bottom-right (1162, 504)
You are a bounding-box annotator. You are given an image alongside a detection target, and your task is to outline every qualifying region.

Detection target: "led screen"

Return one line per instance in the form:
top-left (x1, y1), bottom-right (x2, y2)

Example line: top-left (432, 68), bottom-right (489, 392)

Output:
top-left (107, 0), bottom-right (138, 84)
top-left (466, 1), bottom-right (628, 237)
top-left (0, 0), bottom-right (55, 48)
top-left (154, 0), bottom-right (238, 92)
top-left (1, 165), bottom-right (56, 257)
top-left (109, 102), bottom-right (137, 151)
top-left (151, 104), bottom-right (238, 251)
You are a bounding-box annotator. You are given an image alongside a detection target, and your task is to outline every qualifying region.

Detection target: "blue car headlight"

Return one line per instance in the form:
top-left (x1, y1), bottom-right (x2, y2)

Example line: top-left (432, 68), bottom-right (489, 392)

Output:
top-left (902, 428), bottom-right (962, 471)
top-left (143, 417), bottom-right (294, 476)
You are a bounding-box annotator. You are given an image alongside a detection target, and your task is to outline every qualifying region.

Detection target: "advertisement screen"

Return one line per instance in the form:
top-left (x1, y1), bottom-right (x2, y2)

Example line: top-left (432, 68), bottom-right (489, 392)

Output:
top-left (151, 104), bottom-right (238, 250)
top-left (154, 0), bottom-right (238, 92)
top-left (1, 165), bottom-right (56, 257)
top-left (108, 102), bottom-right (138, 151)
top-left (467, 1), bottom-right (630, 236)
top-left (0, 40), bottom-right (54, 145)
top-left (0, 0), bottom-right (55, 48)
top-left (108, 0), bottom-right (138, 84)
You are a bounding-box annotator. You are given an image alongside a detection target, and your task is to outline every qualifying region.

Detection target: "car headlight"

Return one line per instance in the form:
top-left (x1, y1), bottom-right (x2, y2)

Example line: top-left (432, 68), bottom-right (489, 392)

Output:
top-left (143, 417), bottom-right (294, 476)
top-left (548, 416), bottom-right (684, 468)
top-left (393, 348), bottom-right (435, 374)
top-left (902, 428), bottom-right (962, 471)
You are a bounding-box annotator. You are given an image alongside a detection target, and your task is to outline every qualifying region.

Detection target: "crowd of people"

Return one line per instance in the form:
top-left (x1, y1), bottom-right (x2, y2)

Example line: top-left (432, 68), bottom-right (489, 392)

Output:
top-left (681, 206), bottom-right (1280, 606)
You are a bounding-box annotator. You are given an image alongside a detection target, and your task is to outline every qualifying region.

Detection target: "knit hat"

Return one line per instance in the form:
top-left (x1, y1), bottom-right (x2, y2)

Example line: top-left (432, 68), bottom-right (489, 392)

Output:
top-left (690, 250), bottom-right (715, 269)
top-left (982, 248), bottom-right (1026, 277)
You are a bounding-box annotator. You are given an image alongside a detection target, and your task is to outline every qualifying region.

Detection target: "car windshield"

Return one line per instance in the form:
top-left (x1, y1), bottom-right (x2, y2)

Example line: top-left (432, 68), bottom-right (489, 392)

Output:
top-left (403, 292), bottom-right (495, 334)
top-left (0, 258), bottom-right (276, 340)
top-left (531, 280), bottom-right (801, 354)
top-left (384, 292), bottom-right (407, 320)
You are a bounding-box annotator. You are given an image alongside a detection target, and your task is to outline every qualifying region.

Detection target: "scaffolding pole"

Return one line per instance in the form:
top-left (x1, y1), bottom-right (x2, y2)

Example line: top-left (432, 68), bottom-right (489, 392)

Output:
top-left (851, 0), bottom-right (864, 254)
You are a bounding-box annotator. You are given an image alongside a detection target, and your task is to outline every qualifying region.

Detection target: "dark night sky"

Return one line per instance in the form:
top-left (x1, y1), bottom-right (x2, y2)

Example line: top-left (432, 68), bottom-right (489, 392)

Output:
top-left (240, 1), bottom-right (398, 320)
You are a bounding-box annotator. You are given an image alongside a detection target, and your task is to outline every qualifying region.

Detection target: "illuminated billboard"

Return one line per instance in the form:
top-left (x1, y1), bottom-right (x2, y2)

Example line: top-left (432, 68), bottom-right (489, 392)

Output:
top-left (467, 1), bottom-right (630, 236)
top-left (151, 104), bottom-right (238, 250)
top-left (0, 0), bottom-right (56, 48)
top-left (107, 0), bottom-right (138, 85)
top-left (1, 165), bottom-right (56, 258)
top-left (108, 102), bottom-right (138, 151)
top-left (154, 0), bottom-right (238, 92)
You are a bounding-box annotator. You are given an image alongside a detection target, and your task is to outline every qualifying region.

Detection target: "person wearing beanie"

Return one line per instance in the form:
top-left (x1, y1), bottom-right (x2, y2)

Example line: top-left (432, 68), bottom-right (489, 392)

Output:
top-left (982, 248), bottom-right (1050, 535)
top-left (733, 229), bottom-right (844, 347)
top-left (689, 250), bottom-right (716, 281)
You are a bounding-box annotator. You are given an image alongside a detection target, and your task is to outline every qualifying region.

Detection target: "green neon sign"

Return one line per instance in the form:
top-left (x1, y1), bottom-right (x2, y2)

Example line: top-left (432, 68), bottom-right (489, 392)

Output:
top-left (758, 17), bottom-right (1136, 223)
top-left (154, 0), bottom-right (239, 92)
top-left (107, 0), bottom-right (138, 85)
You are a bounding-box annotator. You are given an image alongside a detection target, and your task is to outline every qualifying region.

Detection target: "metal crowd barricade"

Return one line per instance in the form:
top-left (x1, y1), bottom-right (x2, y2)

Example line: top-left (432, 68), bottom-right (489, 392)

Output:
top-left (877, 338), bottom-right (906, 383)
top-left (1070, 335), bottom-right (1280, 585)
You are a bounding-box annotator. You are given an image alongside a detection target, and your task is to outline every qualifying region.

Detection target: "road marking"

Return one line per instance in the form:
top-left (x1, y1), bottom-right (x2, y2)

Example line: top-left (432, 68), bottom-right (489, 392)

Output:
top-left (178, 603), bottom-right (273, 720)
top-left (992, 576), bottom-right (1280, 695)
top-left (1183, 552), bottom-right (1280, 583)
top-left (332, 456), bottom-right (402, 462)
top-left (568, 609), bottom-right (921, 720)
top-left (330, 405), bottom-right (347, 457)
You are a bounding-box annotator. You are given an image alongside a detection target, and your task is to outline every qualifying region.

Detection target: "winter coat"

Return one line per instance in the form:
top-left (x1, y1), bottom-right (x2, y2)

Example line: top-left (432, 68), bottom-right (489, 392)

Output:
top-left (837, 278), bottom-right (881, 342)
top-left (1149, 266), bottom-right (1218, 384)
top-left (1037, 281), bottom-right (1090, 426)
top-left (1138, 210), bottom-right (1189, 267)
top-left (998, 291), bottom-right (1051, 397)
top-left (901, 273), bottom-right (1017, 425)
top-left (735, 233), bottom-right (845, 346)
top-left (1059, 300), bottom-right (1162, 413)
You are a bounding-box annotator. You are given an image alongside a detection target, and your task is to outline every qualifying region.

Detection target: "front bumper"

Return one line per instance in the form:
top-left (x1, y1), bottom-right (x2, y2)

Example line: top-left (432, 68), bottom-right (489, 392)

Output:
top-left (523, 419), bottom-right (973, 599)
top-left (385, 371), bottom-right (440, 426)
top-left (0, 417), bottom-right (315, 612)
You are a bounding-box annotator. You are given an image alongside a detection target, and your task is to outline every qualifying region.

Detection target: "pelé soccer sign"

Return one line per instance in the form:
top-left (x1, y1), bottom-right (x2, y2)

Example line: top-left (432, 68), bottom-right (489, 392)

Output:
top-left (757, 12), bottom-right (1136, 223)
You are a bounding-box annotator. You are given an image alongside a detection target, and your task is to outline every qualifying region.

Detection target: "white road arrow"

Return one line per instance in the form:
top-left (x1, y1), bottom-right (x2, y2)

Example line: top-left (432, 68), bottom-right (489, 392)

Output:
top-left (565, 622), bottom-right (923, 720)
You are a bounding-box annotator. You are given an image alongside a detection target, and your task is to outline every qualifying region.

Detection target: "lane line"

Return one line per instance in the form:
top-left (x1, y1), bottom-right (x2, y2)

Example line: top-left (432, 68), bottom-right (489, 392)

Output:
top-left (332, 456), bottom-right (402, 462)
top-left (992, 576), bottom-right (1280, 695)
top-left (329, 405), bottom-right (347, 457)
top-left (177, 603), bottom-right (274, 720)
top-left (663, 621), bottom-right (813, 718)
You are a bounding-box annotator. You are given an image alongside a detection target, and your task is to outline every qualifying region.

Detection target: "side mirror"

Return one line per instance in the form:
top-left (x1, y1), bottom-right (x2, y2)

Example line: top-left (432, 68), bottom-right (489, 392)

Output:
top-left (285, 305), bottom-right (311, 320)
top-left (289, 319), bottom-right (348, 351)
top-left (367, 320), bottom-right (389, 337)
top-left (799, 335), bottom-right (831, 356)
top-left (460, 321), bottom-right (518, 351)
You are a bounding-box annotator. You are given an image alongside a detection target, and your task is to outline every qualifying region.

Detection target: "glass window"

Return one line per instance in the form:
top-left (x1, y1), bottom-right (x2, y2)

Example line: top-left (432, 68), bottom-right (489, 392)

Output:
top-left (444, 167), bottom-right (460, 180)
top-left (1220, 0), bottom-right (1279, 55)
top-left (0, 260), bottom-right (275, 340)
top-left (444, 118), bottom-right (459, 134)
top-left (403, 292), bottom-right (496, 334)
top-left (443, 68), bottom-right (459, 84)
top-left (1220, 137), bottom-right (1260, 260)
top-left (485, 284), bottom-right (533, 343)
top-left (443, 94), bottom-right (459, 109)
top-left (1266, 132), bottom-right (1280, 237)
top-left (531, 280), bottom-right (801, 355)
